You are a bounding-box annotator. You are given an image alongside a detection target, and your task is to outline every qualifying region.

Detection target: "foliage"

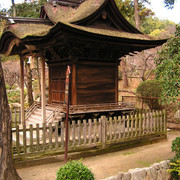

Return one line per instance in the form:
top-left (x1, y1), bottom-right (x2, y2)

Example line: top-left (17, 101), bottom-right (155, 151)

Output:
top-left (155, 25), bottom-right (180, 104)
top-left (8, 2), bottom-right (40, 18)
top-left (7, 90), bottom-right (20, 104)
top-left (171, 137), bottom-right (180, 157)
top-left (168, 160), bottom-right (180, 178)
top-left (115, 0), bottom-right (154, 27)
top-left (56, 160), bottom-right (94, 180)
top-left (7, 0), bottom-right (47, 18)
top-left (164, 0), bottom-right (175, 9)
top-left (136, 79), bottom-right (163, 109)
top-left (115, 0), bottom-right (176, 36)
top-left (168, 137), bottom-right (180, 179)
top-left (141, 17), bottom-right (176, 37)
top-left (6, 89), bottom-right (27, 104)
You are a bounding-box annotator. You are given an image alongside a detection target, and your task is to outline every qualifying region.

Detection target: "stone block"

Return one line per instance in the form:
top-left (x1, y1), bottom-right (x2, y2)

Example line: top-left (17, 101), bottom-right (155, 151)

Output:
top-left (122, 172), bottom-right (131, 180)
top-left (159, 160), bottom-right (170, 169)
top-left (129, 168), bottom-right (147, 180)
top-left (148, 167), bottom-right (158, 180)
top-left (117, 172), bottom-right (123, 180)
top-left (152, 163), bottom-right (161, 170)
top-left (161, 168), bottom-right (171, 180)
top-left (103, 176), bottom-right (116, 180)
top-left (157, 169), bottom-right (163, 180)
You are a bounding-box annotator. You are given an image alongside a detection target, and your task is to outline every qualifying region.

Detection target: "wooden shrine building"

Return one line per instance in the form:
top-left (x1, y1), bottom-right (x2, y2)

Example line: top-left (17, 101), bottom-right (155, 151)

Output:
top-left (0, 0), bottom-right (166, 124)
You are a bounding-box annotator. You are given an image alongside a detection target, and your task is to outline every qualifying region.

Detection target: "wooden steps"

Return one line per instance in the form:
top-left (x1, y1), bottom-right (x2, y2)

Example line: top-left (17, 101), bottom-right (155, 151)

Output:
top-left (25, 105), bottom-right (65, 126)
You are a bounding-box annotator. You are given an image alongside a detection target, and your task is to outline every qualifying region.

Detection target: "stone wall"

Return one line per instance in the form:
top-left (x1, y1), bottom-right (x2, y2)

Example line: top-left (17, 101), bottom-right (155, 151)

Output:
top-left (103, 160), bottom-right (170, 180)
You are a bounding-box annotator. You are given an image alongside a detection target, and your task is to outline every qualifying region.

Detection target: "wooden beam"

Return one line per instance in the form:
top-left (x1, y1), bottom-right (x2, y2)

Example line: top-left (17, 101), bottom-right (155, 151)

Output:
top-left (20, 57), bottom-right (25, 125)
top-left (41, 57), bottom-right (46, 123)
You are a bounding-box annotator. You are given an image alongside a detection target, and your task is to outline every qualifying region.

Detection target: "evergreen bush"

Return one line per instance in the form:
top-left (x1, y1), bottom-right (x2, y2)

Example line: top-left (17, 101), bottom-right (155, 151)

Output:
top-left (136, 80), bottom-right (163, 110)
top-left (168, 137), bottom-right (180, 179)
top-left (56, 160), bottom-right (94, 180)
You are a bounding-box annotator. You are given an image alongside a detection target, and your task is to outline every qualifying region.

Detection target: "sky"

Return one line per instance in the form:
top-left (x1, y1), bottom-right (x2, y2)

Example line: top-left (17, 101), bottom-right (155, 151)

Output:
top-left (0, 0), bottom-right (180, 24)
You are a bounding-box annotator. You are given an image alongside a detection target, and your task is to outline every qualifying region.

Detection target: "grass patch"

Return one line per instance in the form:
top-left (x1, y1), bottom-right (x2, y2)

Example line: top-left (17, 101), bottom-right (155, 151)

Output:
top-left (136, 160), bottom-right (151, 167)
top-left (122, 152), bottom-right (136, 156)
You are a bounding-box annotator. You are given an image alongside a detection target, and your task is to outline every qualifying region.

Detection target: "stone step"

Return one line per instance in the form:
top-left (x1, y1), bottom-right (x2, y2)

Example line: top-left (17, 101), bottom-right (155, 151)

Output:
top-left (27, 117), bottom-right (42, 125)
top-left (31, 114), bottom-right (43, 120)
top-left (35, 108), bottom-right (52, 114)
top-left (33, 111), bottom-right (52, 116)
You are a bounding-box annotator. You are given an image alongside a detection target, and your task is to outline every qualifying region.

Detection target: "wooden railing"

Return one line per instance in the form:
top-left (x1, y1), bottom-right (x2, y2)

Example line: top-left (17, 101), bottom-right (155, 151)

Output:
top-left (25, 102), bottom-right (40, 120)
top-left (62, 102), bottom-right (135, 114)
top-left (46, 106), bottom-right (61, 124)
top-left (12, 110), bottom-right (167, 156)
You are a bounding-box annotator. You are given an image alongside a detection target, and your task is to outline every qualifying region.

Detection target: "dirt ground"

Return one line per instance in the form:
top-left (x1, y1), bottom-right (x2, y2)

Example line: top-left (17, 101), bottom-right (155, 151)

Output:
top-left (17, 130), bottom-right (180, 180)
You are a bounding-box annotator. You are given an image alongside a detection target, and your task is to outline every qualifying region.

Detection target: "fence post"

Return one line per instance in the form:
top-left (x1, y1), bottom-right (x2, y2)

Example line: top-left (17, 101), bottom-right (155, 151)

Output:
top-left (165, 110), bottom-right (167, 135)
top-left (101, 116), bottom-right (107, 148)
top-left (19, 108), bottom-right (21, 125)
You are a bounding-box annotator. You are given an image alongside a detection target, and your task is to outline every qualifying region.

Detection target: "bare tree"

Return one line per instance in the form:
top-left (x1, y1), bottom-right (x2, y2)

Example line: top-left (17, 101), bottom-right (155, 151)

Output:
top-left (11, 0), bottom-right (16, 17)
top-left (2, 61), bottom-right (20, 89)
top-left (125, 48), bottom-right (160, 81)
top-left (0, 60), bottom-right (21, 179)
top-left (121, 57), bottom-right (129, 88)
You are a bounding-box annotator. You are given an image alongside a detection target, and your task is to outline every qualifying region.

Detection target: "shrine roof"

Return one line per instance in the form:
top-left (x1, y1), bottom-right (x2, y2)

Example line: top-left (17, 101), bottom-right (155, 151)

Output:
top-left (3, 21), bottom-right (156, 41)
top-left (4, 23), bottom-right (52, 39)
top-left (43, 0), bottom-right (105, 24)
top-left (0, 0), bottom-right (167, 57)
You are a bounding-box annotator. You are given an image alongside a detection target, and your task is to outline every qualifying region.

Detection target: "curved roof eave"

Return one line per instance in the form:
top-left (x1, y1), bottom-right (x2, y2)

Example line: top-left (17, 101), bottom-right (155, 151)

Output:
top-left (0, 32), bottom-right (20, 56)
top-left (0, 21), bottom-right (167, 56)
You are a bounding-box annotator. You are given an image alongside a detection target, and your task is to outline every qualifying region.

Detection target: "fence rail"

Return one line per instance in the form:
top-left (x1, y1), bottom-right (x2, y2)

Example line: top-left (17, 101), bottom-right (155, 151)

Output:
top-left (12, 110), bottom-right (167, 156)
top-left (11, 109), bottom-right (21, 127)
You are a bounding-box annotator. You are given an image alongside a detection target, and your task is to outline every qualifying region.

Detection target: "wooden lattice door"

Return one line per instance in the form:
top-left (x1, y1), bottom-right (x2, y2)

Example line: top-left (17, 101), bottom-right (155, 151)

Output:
top-left (51, 78), bottom-right (65, 103)
top-left (49, 65), bottom-right (66, 104)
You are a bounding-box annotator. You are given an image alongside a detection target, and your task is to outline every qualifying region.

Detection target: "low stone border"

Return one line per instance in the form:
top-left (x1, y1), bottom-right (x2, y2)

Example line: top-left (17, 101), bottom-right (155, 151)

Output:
top-left (103, 160), bottom-right (170, 180)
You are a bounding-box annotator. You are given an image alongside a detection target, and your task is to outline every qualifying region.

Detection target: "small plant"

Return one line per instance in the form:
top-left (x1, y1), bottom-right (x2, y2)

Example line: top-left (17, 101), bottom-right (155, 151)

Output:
top-left (56, 160), bottom-right (94, 180)
top-left (168, 137), bottom-right (180, 180)
top-left (168, 160), bottom-right (180, 178)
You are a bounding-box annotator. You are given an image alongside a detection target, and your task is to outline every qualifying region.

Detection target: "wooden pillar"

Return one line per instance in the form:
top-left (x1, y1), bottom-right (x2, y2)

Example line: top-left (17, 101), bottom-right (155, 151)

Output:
top-left (20, 57), bottom-right (25, 125)
top-left (41, 57), bottom-right (46, 123)
top-left (71, 64), bottom-right (77, 105)
top-left (115, 64), bottom-right (118, 103)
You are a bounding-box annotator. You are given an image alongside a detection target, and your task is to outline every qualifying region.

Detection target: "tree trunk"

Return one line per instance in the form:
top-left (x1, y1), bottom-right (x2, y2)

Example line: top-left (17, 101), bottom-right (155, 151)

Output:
top-left (0, 61), bottom-right (21, 180)
top-left (121, 58), bottom-right (129, 88)
top-left (11, 0), bottom-right (16, 17)
top-left (134, 0), bottom-right (141, 30)
top-left (25, 60), bottom-right (34, 107)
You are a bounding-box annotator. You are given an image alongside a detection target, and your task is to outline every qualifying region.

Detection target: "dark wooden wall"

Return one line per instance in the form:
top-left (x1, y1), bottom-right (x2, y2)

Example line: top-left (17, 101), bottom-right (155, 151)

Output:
top-left (49, 62), bottom-right (118, 105)
top-left (76, 63), bottom-right (117, 105)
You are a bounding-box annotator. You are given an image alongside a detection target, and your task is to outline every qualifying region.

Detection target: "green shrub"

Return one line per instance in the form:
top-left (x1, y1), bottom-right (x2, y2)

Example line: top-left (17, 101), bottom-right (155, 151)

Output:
top-left (56, 160), bottom-right (94, 180)
top-left (171, 137), bottom-right (180, 157)
top-left (136, 80), bottom-right (163, 110)
top-left (168, 137), bottom-right (180, 179)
